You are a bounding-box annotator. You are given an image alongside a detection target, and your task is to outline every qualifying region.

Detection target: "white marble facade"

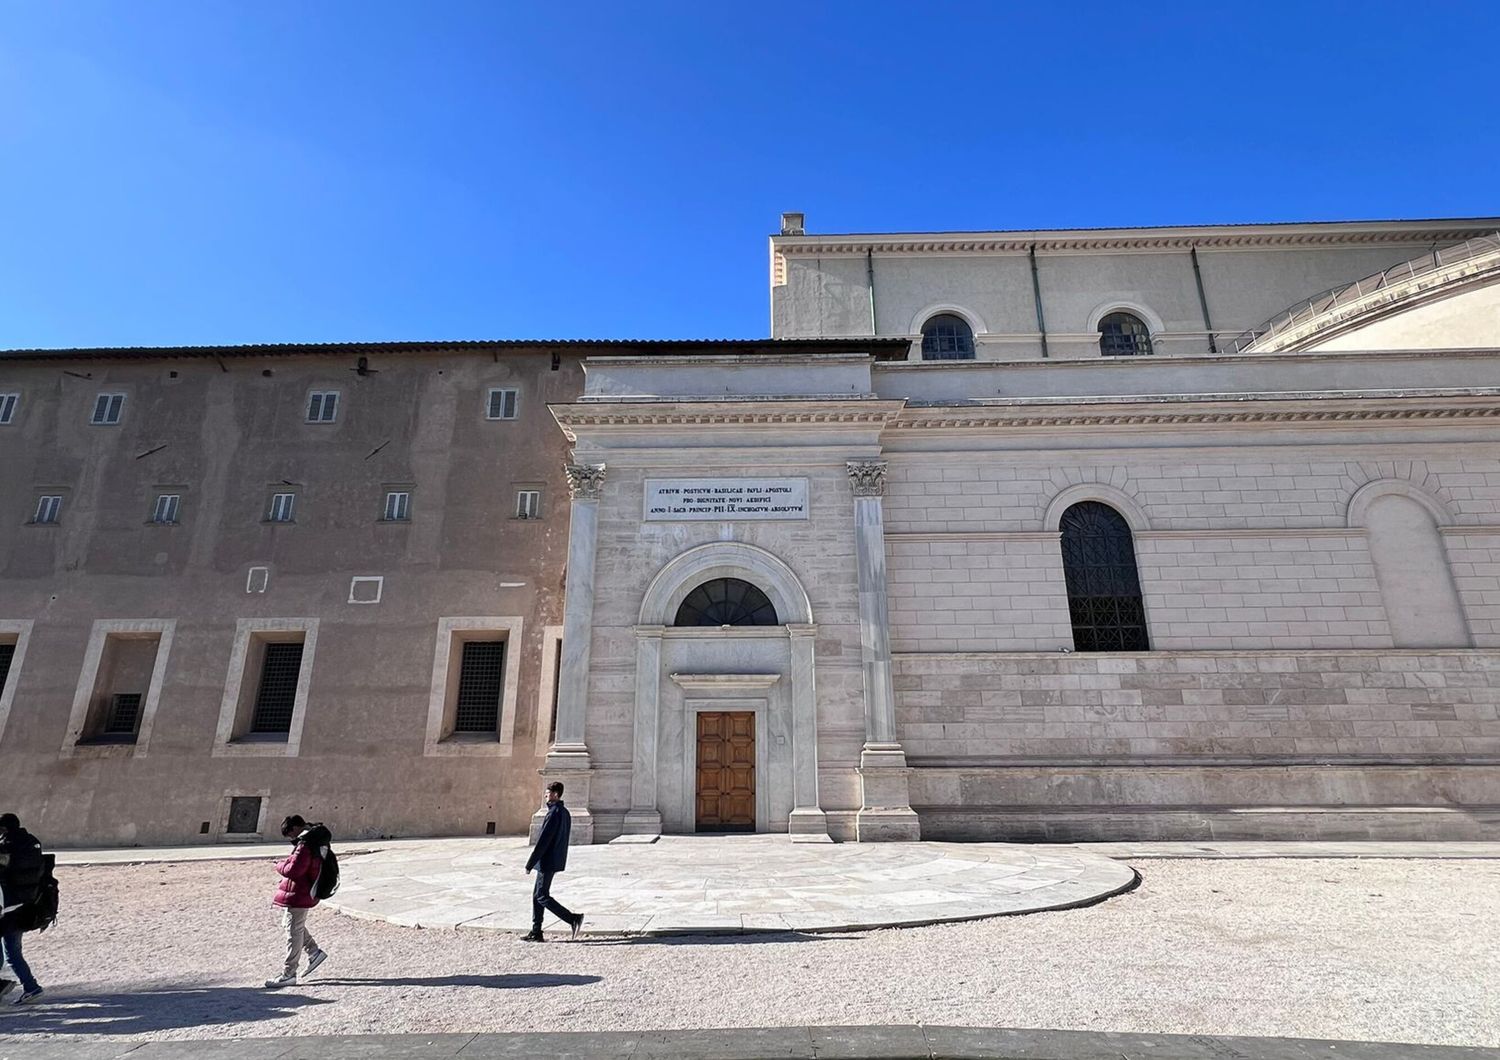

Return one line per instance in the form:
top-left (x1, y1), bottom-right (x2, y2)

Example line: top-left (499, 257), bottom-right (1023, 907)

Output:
top-left (543, 218), bottom-right (1500, 843)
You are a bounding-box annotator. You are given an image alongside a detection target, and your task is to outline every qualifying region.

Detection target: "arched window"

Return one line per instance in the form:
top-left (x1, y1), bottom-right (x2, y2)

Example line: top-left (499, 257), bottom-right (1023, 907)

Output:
top-left (674, 578), bottom-right (779, 626)
top-left (1059, 502), bottom-right (1149, 651)
top-left (1098, 312), bottom-right (1153, 357)
top-left (920, 314), bottom-right (975, 360)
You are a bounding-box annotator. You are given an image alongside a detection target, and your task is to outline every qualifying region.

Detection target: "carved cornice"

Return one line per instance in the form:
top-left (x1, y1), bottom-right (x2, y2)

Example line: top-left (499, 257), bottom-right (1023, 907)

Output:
top-left (846, 459), bottom-right (888, 497)
top-left (772, 220), bottom-right (1500, 257)
top-left (564, 463), bottom-right (607, 500)
top-left (891, 393), bottom-right (1500, 432)
top-left (550, 400), bottom-right (906, 440)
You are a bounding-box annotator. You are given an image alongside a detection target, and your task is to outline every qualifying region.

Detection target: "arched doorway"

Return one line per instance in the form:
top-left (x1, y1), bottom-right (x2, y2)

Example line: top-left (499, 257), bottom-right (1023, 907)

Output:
top-left (624, 542), bottom-right (828, 841)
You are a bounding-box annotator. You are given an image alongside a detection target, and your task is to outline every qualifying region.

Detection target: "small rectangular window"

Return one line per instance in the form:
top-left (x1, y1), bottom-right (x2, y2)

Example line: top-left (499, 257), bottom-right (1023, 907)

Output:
top-left (486, 387), bottom-right (519, 420)
top-left (32, 495), bottom-right (61, 525)
top-left (515, 490), bottom-right (541, 519)
top-left (453, 640), bottom-right (505, 734)
top-left (226, 795), bottom-right (263, 834)
top-left (383, 491), bottom-right (410, 521)
top-left (0, 394), bottom-right (17, 424)
top-left (250, 642), bottom-right (305, 734)
top-left (306, 391), bottom-right (339, 423)
top-left (268, 493), bottom-right (296, 523)
top-left (151, 494), bottom-right (181, 525)
top-left (91, 393), bottom-right (124, 425)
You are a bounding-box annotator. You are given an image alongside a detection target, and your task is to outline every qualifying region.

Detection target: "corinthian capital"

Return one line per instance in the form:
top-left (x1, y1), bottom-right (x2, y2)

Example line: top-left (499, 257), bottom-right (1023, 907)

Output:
top-left (846, 459), bottom-right (888, 498)
top-left (564, 463), bottom-right (607, 501)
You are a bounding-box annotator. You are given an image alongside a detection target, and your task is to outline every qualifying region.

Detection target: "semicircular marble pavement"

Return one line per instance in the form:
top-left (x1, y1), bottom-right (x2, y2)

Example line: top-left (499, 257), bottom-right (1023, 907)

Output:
top-left (326, 835), bottom-right (1137, 935)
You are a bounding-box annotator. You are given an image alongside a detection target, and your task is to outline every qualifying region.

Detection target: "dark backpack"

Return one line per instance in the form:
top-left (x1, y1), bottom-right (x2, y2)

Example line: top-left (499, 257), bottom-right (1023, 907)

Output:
top-left (26, 854), bottom-right (58, 933)
top-left (307, 825), bottom-right (339, 901)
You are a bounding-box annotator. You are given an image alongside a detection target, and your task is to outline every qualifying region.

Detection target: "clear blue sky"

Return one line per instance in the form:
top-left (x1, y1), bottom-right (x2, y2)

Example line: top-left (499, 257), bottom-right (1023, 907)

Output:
top-left (3, 2), bottom-right (1497, 349)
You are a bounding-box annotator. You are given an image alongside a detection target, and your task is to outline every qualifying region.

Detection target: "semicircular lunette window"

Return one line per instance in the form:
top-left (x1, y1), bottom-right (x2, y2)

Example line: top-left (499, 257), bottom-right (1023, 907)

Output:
top-left (674, 578), bottom-right (780, 627)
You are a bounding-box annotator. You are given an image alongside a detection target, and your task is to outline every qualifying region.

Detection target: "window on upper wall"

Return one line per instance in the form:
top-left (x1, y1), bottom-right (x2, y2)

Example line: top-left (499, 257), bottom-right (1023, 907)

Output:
top-left (267, 492), bottom-right (297, 523)
top-left (486, 387), bottom-right (519, 420)
top-left (0, 394), bottom-right (18, 424)
top-left (452, 640), bottom-right (505, 735)
top-left (1098, 312), bottom-right (1154, 356)
top-left (250, 641), bottom-right (305, 735)
top-left (32, 495), bottom-right (61, 525)
top-left (306, 391), bottom-right (339, 423)
top-left (1059, 501), bottom-right (1149, 651)
top-left (515, 490), bottom-right (541, 520)
top-left (150, 494), bottom-right (181, 525)
top-left (674, 578), bottom-right (779, 626)
top-left (383, 490), bottom-right (411, 522)
top-left (920, 314), bottom-right (976, 360)
top-left (90, 393), bottom-right (125, 425)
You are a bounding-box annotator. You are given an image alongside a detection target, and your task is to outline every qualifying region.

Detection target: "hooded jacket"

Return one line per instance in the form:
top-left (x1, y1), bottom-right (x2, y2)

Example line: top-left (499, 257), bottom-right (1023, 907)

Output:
top-left (0, 827), bottom-right (44, 911)
top-left (272, 825), bottom-right (328, 909)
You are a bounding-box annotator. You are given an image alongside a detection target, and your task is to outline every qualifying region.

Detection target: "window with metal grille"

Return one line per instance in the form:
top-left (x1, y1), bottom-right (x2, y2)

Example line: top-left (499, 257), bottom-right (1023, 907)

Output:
top-left (103, 692), bottom-right (144, 737)
top-left (91, 393), bottom-right (124, 425)
top-left (268, 493), bottom-right (296, 523)
top-left (920, 314), bottom-right (975, 360)
top-left (0, 394), bottom-right (17, 424)
top-left (250, 642), bottom-right (304, 733)
top-left (0, 643), bottom-right (14, 694)
top-left (306, 391), bottom-right (339, 423)
top-left (486, 387), bottom-right (519, 420)
top-left (383, 491), bottom-right (410, 521)
top-left (32, 495), bottom-right (61, 525)
top-left (674, 578), bottom-right (779, 626)
top-left (151, 494), bottom-right (181, 524)
top-left (453, 640), bottom-right (505, 734)
top-left (1098, 312), bottom-right (1154, 356)
top-left (226, 796), bottom-right (262, 833)
top-left (1059, 501), bottom-right (1150, 651)
top-left (515, 490), bottom-right (540, 519)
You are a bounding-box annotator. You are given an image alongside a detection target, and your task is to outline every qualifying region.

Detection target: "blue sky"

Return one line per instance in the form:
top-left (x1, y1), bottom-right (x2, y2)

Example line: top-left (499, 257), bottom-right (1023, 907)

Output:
top-left (3, 2), bottom-right (1497, 349)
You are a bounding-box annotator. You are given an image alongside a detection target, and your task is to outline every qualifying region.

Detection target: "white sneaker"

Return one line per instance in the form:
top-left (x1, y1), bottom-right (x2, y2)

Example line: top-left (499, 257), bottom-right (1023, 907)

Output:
top-left (263, 974), bottom-right (297, 989)
top-left (303, 949), bottom-right (328, 978)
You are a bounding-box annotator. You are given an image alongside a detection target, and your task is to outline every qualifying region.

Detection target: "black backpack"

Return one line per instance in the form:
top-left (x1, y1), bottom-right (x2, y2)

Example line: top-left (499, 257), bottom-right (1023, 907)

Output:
top-left (26, 853), bottom-right (59, 933)
top-left (307, 825), bottom-right (339, 901)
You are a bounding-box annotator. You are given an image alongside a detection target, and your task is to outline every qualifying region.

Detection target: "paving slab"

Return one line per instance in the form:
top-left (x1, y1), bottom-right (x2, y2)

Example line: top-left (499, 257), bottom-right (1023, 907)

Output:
top-left (323, 835), bottom-right (1137, 936)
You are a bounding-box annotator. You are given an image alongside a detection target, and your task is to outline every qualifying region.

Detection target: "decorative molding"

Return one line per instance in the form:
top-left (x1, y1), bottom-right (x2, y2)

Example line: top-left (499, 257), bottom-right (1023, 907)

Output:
top-left (552, 400), bottom-right (906, 439)
top-left (1085, 300), bottom-right (1166, 336)
top-left (890, 392), bottom-right (1500, 432)
top-left (846, 459), bottom-right (888, 498)
top-left (908, 303), bottom-right (988, 336)
top-left (907, 754), bottom-right (1500, 769)
top-left (564, 463), bottom-right (607, 500)
top-left (638, 540), bottom-right (814, 626)
top-left (1043, 482), bottom-right (1149, 532)
top-left (1347, 478), bottom-right (1456, 528)
top-left (772, 220), bottom-right (1500, 257)
top-left (669, 672), bottom-right (782, 692)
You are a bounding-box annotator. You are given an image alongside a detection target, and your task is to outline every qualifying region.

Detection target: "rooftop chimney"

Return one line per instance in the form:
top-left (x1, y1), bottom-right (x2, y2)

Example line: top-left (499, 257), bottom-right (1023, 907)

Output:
top-left (780, 211), bottom-right (805, 236)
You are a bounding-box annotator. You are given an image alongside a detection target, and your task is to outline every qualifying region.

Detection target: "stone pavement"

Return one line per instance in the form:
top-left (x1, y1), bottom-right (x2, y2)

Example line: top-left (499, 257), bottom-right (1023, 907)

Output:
top-left (2, 1026), bottom-right (1495, 1059)
top-left (325, 835), bottom-right (1138, 934)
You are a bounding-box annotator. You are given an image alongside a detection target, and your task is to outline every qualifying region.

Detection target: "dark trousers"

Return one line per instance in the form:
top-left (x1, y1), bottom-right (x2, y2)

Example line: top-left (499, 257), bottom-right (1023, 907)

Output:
top-left (531, 870), bottom-right (576, 931)
top-left (1, 929), bottom-right (38, 993)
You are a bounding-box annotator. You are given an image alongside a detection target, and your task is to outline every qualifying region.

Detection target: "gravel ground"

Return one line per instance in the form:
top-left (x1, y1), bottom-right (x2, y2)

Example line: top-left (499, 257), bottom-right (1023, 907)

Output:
top-left (0, 857), bottom-right (1495, 1047)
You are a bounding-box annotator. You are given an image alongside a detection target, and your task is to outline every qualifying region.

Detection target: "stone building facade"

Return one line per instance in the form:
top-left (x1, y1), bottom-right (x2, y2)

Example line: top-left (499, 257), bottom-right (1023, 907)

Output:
top-left (0, 338), bottom-right (885, 845)
top-left (543, 217), bottom-right (1500, 842)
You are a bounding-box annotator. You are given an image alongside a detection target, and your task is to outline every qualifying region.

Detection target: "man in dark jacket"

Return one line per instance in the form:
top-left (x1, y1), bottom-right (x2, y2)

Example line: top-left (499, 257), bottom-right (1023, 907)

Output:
top-left (0, 813), bottom-right (45, 1004)
top-left (523, 782), bottom-right (582, 941)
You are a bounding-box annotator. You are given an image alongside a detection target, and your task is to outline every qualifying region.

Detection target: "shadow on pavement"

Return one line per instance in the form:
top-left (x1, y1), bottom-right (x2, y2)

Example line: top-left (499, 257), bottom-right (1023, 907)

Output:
top-left (0, 985), bottom-right (332, 1035)
top-left (583, 931), bottom-right (853, 947)
top-left (315, 973), bottom-right (601, 988)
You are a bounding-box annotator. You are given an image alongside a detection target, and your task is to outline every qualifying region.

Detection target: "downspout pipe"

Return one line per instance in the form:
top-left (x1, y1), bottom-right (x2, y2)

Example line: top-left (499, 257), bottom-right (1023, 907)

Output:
top-left (1190, 246), bottom-right (1218, 353)
top-left (1029, 245), bottom-right (1049, 358)
top-left (866, 249), bottom-right (877, 335)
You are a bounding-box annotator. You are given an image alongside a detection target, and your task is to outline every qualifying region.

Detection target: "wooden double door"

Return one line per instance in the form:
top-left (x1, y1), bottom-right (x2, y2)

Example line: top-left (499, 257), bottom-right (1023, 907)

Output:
top-left (695, 711), bottom-right (755, 832)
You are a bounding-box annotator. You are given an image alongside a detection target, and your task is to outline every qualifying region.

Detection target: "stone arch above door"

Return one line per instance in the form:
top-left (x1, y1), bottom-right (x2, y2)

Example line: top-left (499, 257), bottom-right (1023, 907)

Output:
top-left (639, 541), bottom-right (814, 627)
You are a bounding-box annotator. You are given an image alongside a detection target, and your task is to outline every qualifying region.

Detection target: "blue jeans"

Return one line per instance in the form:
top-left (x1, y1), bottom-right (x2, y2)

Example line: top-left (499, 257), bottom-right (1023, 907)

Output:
top-left (1, 929), bottom-right (38, 993)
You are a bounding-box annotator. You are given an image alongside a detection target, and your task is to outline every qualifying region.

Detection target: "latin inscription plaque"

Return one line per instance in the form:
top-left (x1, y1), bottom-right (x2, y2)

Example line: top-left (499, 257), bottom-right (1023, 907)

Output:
top-left (644, 477), bottom-right (809, 521)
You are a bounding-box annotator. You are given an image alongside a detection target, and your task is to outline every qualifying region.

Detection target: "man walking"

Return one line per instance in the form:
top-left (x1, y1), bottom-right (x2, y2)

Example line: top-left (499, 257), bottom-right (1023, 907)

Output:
top-left (0, 813), bottom-right (45, 1005)
top-left (524, 782), bottom-right (583, 941)
top-left (265, 815), bottom-right (331, 989)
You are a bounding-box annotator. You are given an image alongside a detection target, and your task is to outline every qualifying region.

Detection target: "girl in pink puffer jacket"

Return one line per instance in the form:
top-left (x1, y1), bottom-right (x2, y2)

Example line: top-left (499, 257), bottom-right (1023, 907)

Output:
top-left (264, 815), bottom-right (330, 988)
